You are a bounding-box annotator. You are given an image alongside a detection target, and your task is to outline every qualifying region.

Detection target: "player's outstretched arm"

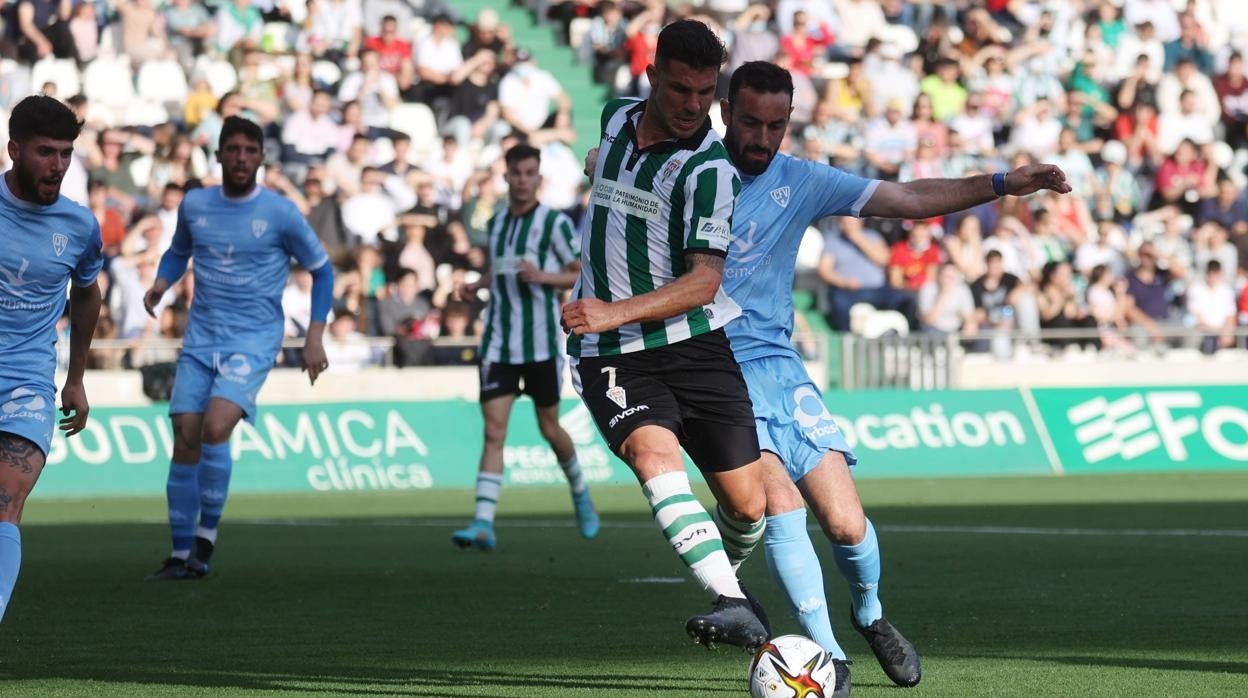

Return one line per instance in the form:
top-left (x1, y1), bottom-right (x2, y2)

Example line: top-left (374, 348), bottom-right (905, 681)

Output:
top-left (562, 253), bottom-right (723, 335)
top-left (301, 263), bottom-right (335, 385)
top-left (859, 164), bottom-right (1071, 220)
top-left (61, 281), bottom-right (102, 437)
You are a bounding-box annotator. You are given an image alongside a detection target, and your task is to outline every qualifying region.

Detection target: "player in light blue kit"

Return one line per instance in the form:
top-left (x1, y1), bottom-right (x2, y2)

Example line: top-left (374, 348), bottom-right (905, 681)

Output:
top-left (718, 62), bottom-right (1071, 694)
top-left (143, 116), bottom-right (335, 580)
top-left (0, 95), bottom-right (104, 622)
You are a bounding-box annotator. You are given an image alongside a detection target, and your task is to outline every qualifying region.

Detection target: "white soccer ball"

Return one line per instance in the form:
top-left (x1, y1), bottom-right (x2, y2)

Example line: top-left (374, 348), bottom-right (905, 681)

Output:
top-left (748, 634), bottom-right (835, 698)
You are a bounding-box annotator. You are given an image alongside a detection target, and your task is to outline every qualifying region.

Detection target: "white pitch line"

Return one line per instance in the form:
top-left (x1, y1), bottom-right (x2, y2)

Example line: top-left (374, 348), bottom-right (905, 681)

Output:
top-left (136, 517), bottom-right (1248, 538)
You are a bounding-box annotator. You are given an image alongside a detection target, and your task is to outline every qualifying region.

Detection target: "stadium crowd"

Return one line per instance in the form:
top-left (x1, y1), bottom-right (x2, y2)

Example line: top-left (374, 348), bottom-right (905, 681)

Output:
top-left (3, 0), bottom-right (1247, 370)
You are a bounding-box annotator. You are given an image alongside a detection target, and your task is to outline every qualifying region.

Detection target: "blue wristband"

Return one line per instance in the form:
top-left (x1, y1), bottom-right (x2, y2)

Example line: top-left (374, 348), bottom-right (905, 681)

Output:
top-left (992, 172), bottom-right (1007, 197)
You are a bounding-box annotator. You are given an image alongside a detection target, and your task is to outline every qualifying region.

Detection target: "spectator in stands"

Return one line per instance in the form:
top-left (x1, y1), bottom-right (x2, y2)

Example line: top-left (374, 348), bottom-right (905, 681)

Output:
top-left (334, 100), bottom-right (370, 153)
top-left (446, 49), bottom-right (503, 148)
top-left (338, 47), bottom-right (399, 131)
top-left (1075, 221), bottom-right (1128, 279)
top-left (342, 166), bottom-right (400, 246)
top-left (870, 43), bottom-right (920, 119)
top-left (89, 179), bottom-right (127, 257)
top-left (364, 14), bottom-right (412, 76)
top-left (1124, 241), bottom-right (1175, 340)
top-left (149, 135), bottom-right (207, 198)
top-left (66, 0), bottom-right (98, 63)
top-left (1010, 97), bottom-right (1062, 159)
top-left (1158, 57), bottom-right (1220, 133)
top-left (381, 133), bottom-right (415, 178)
top-left (1188, 260), bottom-right (1238, 353)
top-left (1115, 98), bottom-right (1163, 170)
top-left (215, 0), bottom-right (263, 58)
top-left (803, 99), bottom-right (861, 169)
top-left (946, 215), bottom-right (985, 281)
top-left (1037, 260), bottom-right (1098, 348)
top-left (282, 266), bottom-right (315, 339)
top-left (282, 89), bottom-right (338, 164)
top-left (498, 49), bottom-right (571, 139)
top-left (404, 175), bottom-right (468, 268)
top-left (304, 0), bottom-right (363, 61)
top-left (281, 52), bottom-right (315, 114)
top-left (464, 8), bottom-right (512, 64)
top-left (818, 216), bottom-right (918, 331)
top-left (832, 0), bottom-right (887, 58)
top-left (623, 7), bottom-right (661, 98)
top-left (779, 10), bottom-right (833, 78)
top-left (303, 175), bottom-right (349, 259)
top-left (459, 168), bottom-right (502, 249)
top-left (394, 222), bottom-right (436, 292)
top-left (1153, 138), bottom-right (1216, 214)
top-left (1197, 177), bottom-right (1248, 235)
top-left (823, 57), bottom-right (872, 124)
top-left (1193, 221), bottom-right (1239, 277)
top-left (889, 220), bottom-right (941, 291)
top-left (1086, 264), bottom-right (1136, 354)
top-left (1214, 51), bottom-right (1248, 150)
top-left (1163, 11), bottom-right (1212, 72)
top-left (984, 215), bottom-right (1042, 282)
top-left (90, 128), bottom-right (154, 215)
top-left (164, 0), bottom-right (214, 72)
top-left (184, 76), bottom-right (219, 130)
top-left (323, 310), bottom-right (376, 370)
top-left (863, 98), bottom-right (915, 180)
top-left (972, 249), bottom-right (1036, 340)
top-left (325, 133), bottom-right (372, 197)
top-left (1094, 140), bottom-right (1142, 223)
top-left (919, 58), bottom-right (967, 122)
top-left (414, 13), bottom-right (463, 110)
top-left (192, 90), bottom-right (245, 159)
top-left (378, 267), bottom-right (434, 366)
top-left (117, 0), bottom-right (165, 65)
top-left (1159, 88), bottom-right (1216, 154)
top-left (727, 5), bottom-right (778, 75)
top-left (909, 93), bottom-right (947, 157)
top-left (585, 1), bottom-right (627, 86)
top-left (918, 263), bottom-right (978, 340)
top-left (9, 0), bottom-right (77, 63)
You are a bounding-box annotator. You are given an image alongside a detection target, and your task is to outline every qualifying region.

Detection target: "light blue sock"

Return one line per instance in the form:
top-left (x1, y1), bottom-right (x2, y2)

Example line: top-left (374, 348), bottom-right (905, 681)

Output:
top-left (198, 442), bottom-right (233, 534)
top-left (834, 517), bottom-right (883, 628)
top-left (167, 462), bottom-right (200, 557)
top-left (764, 509), bottom-right (846, 659)
top-left (0, 522), bottom-right (22, 623)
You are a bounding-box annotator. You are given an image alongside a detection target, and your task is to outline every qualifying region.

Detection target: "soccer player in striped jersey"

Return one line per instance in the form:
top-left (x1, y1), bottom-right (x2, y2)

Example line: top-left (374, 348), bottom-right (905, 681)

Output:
top-left (450, 144), bottom-right (599, 551)
top-left (718, 61), bottom-right (1071, 694)
top-left (561, 20), bottom-right (770, 651)
top-left (0, 96), bottom-right (104, 623)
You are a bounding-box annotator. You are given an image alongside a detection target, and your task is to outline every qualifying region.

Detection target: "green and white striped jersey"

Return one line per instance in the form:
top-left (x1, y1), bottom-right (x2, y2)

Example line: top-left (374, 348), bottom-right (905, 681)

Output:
top-left (567, 98), bottom-right (743, 358)
top-left (479, 203), bottom-right (580, 364)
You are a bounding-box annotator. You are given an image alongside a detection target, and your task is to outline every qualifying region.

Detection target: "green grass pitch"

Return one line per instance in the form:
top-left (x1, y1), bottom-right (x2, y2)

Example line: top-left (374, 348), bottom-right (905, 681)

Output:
top-left (1, 472), bottom-right (1245, 696)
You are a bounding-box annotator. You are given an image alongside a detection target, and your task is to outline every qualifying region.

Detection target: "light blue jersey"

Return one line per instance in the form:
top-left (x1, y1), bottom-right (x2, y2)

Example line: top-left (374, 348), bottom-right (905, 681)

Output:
top-left (723, 154), bottom-right (878, 362)
top-left (724, 154), bottom-right (879, 480)
top-left (172, 186), bottom-right (329, 356)
top-left (0, 174), bottom-right (102, 453)
top-left (165, 186), bottom-right (328, 421)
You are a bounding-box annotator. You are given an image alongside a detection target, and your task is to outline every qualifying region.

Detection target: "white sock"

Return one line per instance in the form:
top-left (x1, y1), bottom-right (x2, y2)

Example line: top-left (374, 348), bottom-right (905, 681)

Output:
top-left (196, 526), bottom-right (218, 544)
top-left (171, 549), bottom-right (190, 560)
top-left (642, 471), bottom-right (743, 600)
top-left (559, 454), bottom-right (587, 494)
top-left (473, 472), bottom-right (504, 523)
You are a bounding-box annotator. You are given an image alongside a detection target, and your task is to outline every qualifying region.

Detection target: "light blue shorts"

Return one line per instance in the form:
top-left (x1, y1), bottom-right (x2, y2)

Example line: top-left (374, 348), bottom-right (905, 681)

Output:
top-left (739, 355), bottom-right (857, 482)
top-left (169, 350), bottom-right (273, 423)
top-left (0, 384), bottom-right (56, 456)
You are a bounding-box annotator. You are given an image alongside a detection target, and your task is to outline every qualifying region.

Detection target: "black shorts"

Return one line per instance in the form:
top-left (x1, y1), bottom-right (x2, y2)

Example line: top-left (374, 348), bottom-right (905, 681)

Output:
top-left (572, 329), bottom-right (760, 473)
top-left (479, 358), bottom-right (562, 407)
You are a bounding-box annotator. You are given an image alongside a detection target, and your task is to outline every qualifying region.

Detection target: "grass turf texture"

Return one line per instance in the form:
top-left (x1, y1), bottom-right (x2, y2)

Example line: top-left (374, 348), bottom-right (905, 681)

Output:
top-left (1, 472), bottom-right (1245, 697)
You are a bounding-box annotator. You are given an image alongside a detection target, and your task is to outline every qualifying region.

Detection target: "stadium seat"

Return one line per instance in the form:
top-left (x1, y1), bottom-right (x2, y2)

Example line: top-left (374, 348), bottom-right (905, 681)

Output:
top-left (850, 305), bottom-right (909, 339)
top-left (129, 154), bottom-right (153, 189)
top-left (195, 57), bottom-right (238, 97)
top-left (82, 57), bottom-right (134, 109)
top-left (137, 60), bottom-right (189, 109)
top-left (311, 60), bottom-right (342, 88)
top-left (30, 57), bottom-right (80, 98)
top-left (124, 101), bottom-right (170, 127)
top-left (371, 137), bottom-right (395, 167)
top-left (876, 24), bottom-right (919, 53)
top-left (388, 103), bottom-right (438, 160)
top-left (0, 59), bottom-right (32, 107)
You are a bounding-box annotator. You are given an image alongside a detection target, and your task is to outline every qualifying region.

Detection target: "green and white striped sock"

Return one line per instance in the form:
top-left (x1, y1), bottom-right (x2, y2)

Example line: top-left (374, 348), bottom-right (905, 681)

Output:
top-left (712, 505), bottom-right (766, 571)
top-left (473, 472), bottom-right (504, 523)
top-left (642, 471), bottom-right (743, 600)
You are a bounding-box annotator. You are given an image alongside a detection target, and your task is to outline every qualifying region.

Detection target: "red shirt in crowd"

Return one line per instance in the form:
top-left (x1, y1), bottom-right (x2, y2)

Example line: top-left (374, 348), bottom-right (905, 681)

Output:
top-left (364, 35), bottom-right (413, 75)
top-left (889, 242), bottom-right (942, 290)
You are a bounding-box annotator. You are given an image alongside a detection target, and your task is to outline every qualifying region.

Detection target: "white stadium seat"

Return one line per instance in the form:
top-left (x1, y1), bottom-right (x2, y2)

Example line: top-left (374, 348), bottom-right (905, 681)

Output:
top-left (82, 56), bottom-right (134, 108)
top-left (30, 57), bottom-right (80, 97)
top-left (195, 57), bottom-right (238, 97)
top-left (137, 59), bottom-right (189, 107)
top-left (128, 155), bottom-right (153, 189)
top-left (388, 102), bottom-right (438, 159)
top-left (311, 60), bottom-right (342, 87)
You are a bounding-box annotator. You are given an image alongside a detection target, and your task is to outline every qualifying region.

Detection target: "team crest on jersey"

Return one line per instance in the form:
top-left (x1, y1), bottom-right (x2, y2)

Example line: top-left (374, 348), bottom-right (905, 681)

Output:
top-left (252, 219), bottom-right (268, 238)
top-left (659, 157), bottom-right (684, 182)
top-left (51, 233), bottom-right (68, 257)
top-left (770, 186), bottom-right (791, 208)
top-left (192, 217), bottom-right (209, 229)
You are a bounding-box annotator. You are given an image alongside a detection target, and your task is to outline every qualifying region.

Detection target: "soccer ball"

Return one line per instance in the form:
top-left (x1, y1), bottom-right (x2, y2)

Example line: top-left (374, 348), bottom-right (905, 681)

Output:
top-left (748, 634), bottom-right (835, 698)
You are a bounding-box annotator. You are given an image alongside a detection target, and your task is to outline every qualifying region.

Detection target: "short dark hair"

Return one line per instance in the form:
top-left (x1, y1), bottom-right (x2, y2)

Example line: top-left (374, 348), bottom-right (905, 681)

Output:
top-left (396, 267), bottom-right (419, 282)
top-left (9, 94), bottom-right (83, 142)
top-left (382, 14), bottom-right (397, 23)
top-left (1206, 259), bottom-right (1223, 274)
top-left (504, 143), bottom-right (541, 168)
top-left (219, 115), bottom-right (263, 149)
top-left (985, 249), bottom-right (1003, 262)
top-left (655, 19), bottom-right (726, 71)
top-left (729, 61), bottom-right (794, 101)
